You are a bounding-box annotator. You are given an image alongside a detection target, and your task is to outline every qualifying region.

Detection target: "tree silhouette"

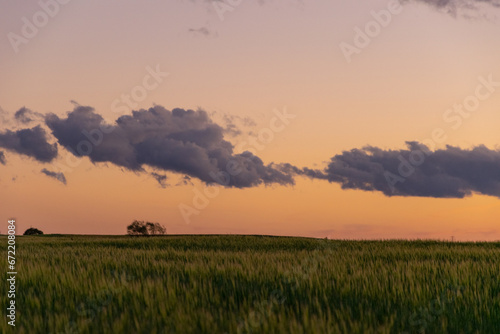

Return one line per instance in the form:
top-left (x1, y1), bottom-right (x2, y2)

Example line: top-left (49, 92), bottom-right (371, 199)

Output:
top-left (24, 227), bottom-right (44, 235)
top-left (127, 220), bottom-right (166, 236)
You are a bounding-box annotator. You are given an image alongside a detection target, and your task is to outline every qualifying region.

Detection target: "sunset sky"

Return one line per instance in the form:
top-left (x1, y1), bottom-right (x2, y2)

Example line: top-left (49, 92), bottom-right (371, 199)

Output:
top-left (1, 0), bottom-right (500, 240)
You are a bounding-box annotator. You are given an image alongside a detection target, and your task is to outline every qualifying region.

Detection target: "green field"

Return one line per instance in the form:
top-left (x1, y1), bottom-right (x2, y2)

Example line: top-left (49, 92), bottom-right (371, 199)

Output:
top-left (2, 235), bottom-right (499, 333)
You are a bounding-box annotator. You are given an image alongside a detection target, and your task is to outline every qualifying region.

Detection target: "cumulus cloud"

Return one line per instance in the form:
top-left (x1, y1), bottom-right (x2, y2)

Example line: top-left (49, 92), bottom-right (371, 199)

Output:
top-left (0, 151), bottom-right (5, 165)
top-left (41, 168), bottom-right (67, 185)
top-left (14, 107), bottom-right (44, 124)
top-left (298, 142), bottom-right (500, 199)
top-left (46, 105), bottom-right (294, 188)
top-left (0, 125), bottom-right (58, 162)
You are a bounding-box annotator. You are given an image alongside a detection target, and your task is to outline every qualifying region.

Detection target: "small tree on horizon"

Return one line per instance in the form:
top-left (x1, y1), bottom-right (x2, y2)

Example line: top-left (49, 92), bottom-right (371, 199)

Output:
top-left (24, 227), bottom-right (44, 235)
top-left (127, 220), bottom-right (166, 236)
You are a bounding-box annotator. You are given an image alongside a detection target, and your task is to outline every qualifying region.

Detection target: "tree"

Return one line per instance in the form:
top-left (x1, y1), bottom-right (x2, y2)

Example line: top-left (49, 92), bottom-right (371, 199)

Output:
top-left (24, 227), bottom-right (43, 235)
top-left (127, 220), bottom-right (166, 236)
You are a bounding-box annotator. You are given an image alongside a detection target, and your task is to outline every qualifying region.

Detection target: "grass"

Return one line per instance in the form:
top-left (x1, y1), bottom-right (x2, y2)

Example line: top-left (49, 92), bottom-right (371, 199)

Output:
top-left (1, 235), bottom-right (499, 333)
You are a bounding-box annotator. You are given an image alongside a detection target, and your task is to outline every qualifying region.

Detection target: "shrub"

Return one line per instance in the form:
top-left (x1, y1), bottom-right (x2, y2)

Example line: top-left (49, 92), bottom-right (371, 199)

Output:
top-left (24, 227), bottom-right (44, 235)
top-left (127, 220), bottom-right (166, 236)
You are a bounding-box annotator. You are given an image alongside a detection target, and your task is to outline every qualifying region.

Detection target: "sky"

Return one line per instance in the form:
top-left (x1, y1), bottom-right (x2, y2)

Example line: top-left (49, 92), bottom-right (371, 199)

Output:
top-left (1, 0), bottom-right (500, 240)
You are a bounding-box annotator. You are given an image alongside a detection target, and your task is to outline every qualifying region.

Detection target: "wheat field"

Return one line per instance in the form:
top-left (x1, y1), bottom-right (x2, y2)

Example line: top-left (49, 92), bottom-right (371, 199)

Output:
top-left (1, 235), bottom-right (499, 333)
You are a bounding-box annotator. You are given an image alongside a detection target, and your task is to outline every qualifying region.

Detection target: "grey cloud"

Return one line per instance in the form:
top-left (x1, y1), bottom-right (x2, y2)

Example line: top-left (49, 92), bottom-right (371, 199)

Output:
top-left (0, 107), bottom-right (11, 127)
top-left (278, 163), bottom-right (329, 180)
top-left (46, 105), bottom-right (294, 188)
top-left (14, 107), bottom-right (44, 124)
top-left (300, 142), bottom-right (500, 199)
top-left (0, 151), bottom-right (5, 165)
top-left (41, 168), bottom-right (67, 185)
top-left (403, 0), bottom-right (500, 16)
top-left (221, 114), bottom-right (257, 137)
top-left (188, 26), bottom-right (218, 38)
top-left (151, 172), bottom-right (168, 188)
top-left (176, 175), bottom-right (194, 186)
top-left (0, 125), bottom-right (58, 162)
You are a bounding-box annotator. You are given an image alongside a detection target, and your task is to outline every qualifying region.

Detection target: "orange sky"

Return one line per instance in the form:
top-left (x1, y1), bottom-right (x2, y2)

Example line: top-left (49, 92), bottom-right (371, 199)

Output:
top-left (1, 0), bottom-right (500, 240)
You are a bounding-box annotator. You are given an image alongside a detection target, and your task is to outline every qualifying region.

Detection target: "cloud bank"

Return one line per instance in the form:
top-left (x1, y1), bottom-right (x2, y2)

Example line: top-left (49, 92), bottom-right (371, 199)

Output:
top-left (4, 104), bottom-right (500, 200)
top-left (300, 142), bottom-right (500, 199)
top-left (45, 105), bottom-right (294, 188)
